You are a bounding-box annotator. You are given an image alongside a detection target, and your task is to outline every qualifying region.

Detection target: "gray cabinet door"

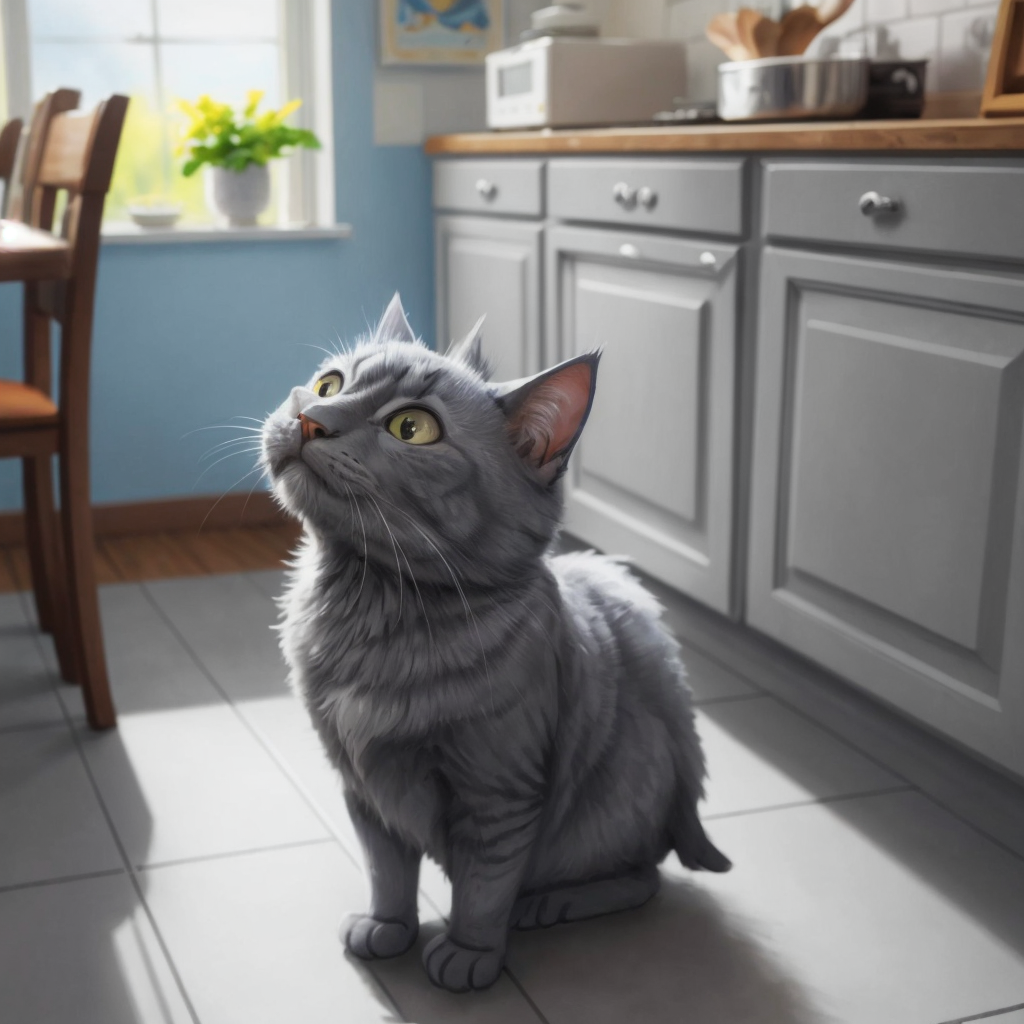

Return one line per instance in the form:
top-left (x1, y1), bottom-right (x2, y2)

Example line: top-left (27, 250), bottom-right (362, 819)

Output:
top-left (435, 214), bottom-right (542, 381)
top-left (547, 225), bottom-right (740, 616)
top-left (748, 247), bottom-right (1024, 779)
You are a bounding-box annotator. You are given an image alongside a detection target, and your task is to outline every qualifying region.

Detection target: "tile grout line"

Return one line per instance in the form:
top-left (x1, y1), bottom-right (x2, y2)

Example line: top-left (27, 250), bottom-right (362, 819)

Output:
top-left (143, 576), bottom-right (543, 1019)
top-left (139, 836), bottom-right (337, 873)
top-left (0, 866), bottom-right (126, 897)
top-left (681, 631), bottom-right (1024, 868)
top-left (140, 577), bottom-right (448, 974)
top-left (137, 580), bottom-right (364, 869)
top-left (937, 1001), bottom-right (1024, 1024)
top-left (0, 717), bottom-right (78, 737)
top-left (503, 965), bottom-right (556, 1024)
top-left (703, 784), bottom-right (916, 823)
top-left (136, 580), bottom-right (411, 1020)
top-left (24, 623), bottom-right (205, 1024)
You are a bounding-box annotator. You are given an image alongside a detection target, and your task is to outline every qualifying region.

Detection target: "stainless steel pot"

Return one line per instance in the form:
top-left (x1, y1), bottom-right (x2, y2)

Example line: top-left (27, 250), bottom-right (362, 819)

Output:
top-left (717, 55), bottom-right (870, 122)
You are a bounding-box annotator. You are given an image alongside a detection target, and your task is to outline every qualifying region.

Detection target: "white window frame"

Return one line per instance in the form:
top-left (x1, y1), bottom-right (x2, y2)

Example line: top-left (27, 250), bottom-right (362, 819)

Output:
top-left (0, 0), bottom-right (336, 229)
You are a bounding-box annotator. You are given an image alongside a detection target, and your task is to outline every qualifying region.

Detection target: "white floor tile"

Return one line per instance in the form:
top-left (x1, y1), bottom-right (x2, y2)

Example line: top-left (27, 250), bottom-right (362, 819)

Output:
top-left (682, 645), bottom-right (759, 703)
top-left (507, 790), bottom-right (1024, 1024)
top-left (76, 703), bottom-right (329, 867)
top-left (235, 695), bottom-right (357, 852)
top-left (0, 593), bottom-right (65, 730)
top-left (99, 583), bottom-right (224, 714)
top-left (0, 726), bottom-right (122, 888)
top-left (145, 574), bottom-right (290, 702)
top-left (237, 694), bottom-right (454, 920)
top-left (0, 872), bottom-right (194, 1024)
top-left (698, 696), bottom-right (903, 818)
top-left (248, 569), bottom-right (287, 599)
top-left (140, 841), bottom-right (545, 1024)
top-left (370, 919), bottom-right (545, 1023)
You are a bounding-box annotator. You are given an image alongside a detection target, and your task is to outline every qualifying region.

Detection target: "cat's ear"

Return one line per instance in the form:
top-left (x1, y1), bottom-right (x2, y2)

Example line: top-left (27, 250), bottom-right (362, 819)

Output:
top-left (493, 352), bottom-right (600, 485)
top-left (446, 315), bottom-right (491, 379)
top-left (374, 292), bottom-right (416, 345)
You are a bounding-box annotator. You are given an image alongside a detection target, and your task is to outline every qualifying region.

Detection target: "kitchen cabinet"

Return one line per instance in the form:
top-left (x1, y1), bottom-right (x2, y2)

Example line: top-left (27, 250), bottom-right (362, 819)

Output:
top-left (747, 246), bottom-right (1024, 777)
top-left (547, 225), bottom-right (740, 616)
top-left (431, 145), bottom-right (1024, 780)
top-left (435, 213), bottom-right (542, 379)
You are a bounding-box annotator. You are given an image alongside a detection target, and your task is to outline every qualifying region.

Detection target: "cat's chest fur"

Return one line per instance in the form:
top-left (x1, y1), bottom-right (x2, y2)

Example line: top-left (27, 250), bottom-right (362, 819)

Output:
top-left (277, 539), bottom-right (546, 845)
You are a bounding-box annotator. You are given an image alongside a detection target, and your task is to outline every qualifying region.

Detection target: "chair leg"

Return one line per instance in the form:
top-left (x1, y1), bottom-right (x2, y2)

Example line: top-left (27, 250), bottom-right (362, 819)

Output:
top-left (22, 454), bottom-right (78, 682)
top-left (58, 447), bottom-right (115, 729)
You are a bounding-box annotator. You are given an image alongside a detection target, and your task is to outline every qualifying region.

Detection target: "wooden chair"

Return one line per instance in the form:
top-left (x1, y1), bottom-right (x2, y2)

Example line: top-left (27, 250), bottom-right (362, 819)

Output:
top-left (0, 94), bottom-right (129, 729)
top-left (0, 117), bottom-right (23, 216)
top-left (5, 88), bottom-right (80, 223)
top-left (3, 90), bottom-right (81, 675)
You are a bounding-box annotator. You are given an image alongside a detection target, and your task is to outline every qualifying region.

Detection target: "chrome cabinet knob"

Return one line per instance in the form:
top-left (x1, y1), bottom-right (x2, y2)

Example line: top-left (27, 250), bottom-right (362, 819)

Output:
top-left (476, 178), bottom-right (498, 200)
top-left (619, 243), bottom-right (640, 259)
top-left (638, 186), bottom-right (658, 210)
top-left (699, 251), bottom-right (717, 268)
top-left (859, 190), bottom-right (901, 216)
top-left (613, 182), bottom-right (638, 209)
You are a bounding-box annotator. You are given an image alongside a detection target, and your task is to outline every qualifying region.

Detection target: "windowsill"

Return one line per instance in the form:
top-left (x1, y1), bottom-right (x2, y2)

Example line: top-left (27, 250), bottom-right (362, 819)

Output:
top-left (101, 222), bottom-right (353, 245)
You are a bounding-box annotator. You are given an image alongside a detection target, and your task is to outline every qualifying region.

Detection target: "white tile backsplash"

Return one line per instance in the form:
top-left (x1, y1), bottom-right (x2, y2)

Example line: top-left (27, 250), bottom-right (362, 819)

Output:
top-left (625, 0), bottom-right (994, 99)
top-left (389, 0), bottom-right (994, 140)
top-left (937, 3), bottom-right (999, 91)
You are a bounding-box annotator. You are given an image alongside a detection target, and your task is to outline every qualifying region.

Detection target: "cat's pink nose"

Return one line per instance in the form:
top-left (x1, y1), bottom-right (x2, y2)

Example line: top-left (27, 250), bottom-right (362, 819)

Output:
top-left (299, 414), bottom-right (329, 443)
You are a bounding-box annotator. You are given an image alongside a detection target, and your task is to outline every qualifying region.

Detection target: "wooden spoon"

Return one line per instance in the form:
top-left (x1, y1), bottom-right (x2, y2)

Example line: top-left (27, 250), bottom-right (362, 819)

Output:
top-left (706, 12), bottom-right (750, 61)
top-left (815, 0), bottom-right (857, 28)
top-left (777, 5), bottom-right (825, 56)
top-left (750, 14), bottom-right (782, 57)
top-left (778, 0), bottom-right (858, 56)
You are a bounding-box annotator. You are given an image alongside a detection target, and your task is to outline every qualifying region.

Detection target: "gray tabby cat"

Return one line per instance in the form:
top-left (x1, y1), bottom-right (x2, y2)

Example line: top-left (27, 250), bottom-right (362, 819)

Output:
top-left (262, 294), bottom-right (730, 994)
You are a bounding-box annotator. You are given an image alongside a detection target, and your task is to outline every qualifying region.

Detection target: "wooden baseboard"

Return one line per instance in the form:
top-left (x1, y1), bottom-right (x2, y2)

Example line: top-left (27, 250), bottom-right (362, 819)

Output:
top-left (0, 490), bottom-right (289, 546)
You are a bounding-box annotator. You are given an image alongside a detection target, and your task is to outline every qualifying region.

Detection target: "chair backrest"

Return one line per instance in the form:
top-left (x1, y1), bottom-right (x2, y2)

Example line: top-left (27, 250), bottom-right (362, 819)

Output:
top-left (6, 87), bottom-right (80, 224)
top-left (34, 95), bottom-right (128, 300)
top-left (0, 117), bottom-right (23, 216)
top-left (28, 94), bottom-right (128, 434)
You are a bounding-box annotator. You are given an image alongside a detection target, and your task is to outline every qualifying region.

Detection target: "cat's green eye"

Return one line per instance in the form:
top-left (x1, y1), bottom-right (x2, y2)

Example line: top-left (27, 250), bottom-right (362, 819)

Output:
top-left (313, 372), bottom-right (343, 398)
top-left (387, 408), bottom-right (442, 445)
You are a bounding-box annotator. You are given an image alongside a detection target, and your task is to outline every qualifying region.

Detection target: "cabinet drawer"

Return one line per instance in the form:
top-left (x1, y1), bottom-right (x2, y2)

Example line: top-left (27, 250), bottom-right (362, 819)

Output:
top-left (433, 159), bottom-right (544, 217)
top-left (548, 158), bottom-right (746, 237)
top-left (763, 160), bottom-right (1024, 263)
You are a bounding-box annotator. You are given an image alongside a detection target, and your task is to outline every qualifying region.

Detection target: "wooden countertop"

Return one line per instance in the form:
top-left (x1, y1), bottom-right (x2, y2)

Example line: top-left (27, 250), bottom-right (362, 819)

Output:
top-left (425, 117), bottom-right (1024, 156)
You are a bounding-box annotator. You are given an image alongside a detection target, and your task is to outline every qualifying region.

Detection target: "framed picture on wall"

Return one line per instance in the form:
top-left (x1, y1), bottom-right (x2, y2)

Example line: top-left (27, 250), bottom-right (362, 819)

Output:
top-left (379, 0), bottom-right (505, 66)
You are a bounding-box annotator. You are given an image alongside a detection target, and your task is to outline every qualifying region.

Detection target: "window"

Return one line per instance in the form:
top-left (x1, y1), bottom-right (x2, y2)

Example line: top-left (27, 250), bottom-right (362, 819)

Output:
top-left (0, 0), bottom-right (334, 227)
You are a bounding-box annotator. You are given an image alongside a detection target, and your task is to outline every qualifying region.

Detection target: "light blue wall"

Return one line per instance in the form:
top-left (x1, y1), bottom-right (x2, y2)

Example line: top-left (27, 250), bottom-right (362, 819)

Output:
top-left (0, 0), bottom-right (434, 511)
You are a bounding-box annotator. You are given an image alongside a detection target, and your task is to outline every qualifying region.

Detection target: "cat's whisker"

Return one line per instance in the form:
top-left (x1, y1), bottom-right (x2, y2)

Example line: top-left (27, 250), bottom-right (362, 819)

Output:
top-left (193, 447), bottom-right (263, 489)
top-left (199, 437), bottom-right (264, 461)
top-left (241, 467), bottom-right (271, 523)
top-left (183, 424), bottom-right (263, 439)
top-left (377, 497), bottom-right (495, 710)
top-left (364, 494), bottom-right (404, 624)
top-left (339, 480), bottom-right (369, 601)
top-left (198, 464), bottom-right (266, 534)
top-left (299, 342), bottom-right (340, 361)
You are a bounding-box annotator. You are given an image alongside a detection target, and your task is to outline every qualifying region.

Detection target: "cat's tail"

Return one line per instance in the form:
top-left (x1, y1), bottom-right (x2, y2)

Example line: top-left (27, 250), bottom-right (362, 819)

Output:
top-left (670, 801), bottom-right (732, 873)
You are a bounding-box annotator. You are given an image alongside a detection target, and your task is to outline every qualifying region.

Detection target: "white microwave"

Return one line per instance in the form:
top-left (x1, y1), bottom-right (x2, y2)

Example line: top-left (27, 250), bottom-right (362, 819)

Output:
top-left (486, 37), bottom-right (688, 131)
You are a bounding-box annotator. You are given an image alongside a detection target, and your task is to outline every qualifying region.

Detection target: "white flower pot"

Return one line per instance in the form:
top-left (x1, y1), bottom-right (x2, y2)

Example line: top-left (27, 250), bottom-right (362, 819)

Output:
top-left (205, 164), bottom-right (271, 227)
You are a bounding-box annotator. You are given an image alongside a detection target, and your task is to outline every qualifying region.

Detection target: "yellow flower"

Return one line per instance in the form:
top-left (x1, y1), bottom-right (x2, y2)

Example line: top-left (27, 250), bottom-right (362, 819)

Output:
top-left (244, 89), bottom-right (265, 118)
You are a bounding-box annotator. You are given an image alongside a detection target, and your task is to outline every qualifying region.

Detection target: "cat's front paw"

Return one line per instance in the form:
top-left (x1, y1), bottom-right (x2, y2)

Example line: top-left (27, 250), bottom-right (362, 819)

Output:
top-left (342, 914), bottom-right (418, 960)
top-left (422, 933), bottom-right (504, 993)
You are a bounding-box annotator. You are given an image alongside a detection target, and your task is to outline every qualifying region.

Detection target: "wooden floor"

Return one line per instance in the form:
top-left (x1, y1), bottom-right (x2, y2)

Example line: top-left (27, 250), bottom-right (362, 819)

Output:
top-left (0, 523), bottom-right (302, 593)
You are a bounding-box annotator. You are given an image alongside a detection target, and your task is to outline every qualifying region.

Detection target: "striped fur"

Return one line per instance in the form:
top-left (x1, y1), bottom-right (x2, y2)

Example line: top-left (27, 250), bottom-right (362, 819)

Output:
top-left (261, 296), bottom-right (728, 993)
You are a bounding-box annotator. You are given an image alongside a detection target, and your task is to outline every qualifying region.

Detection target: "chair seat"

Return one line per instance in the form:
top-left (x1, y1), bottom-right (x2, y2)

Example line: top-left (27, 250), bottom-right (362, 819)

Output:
top-left (0, 378), bottom-right (59, 428)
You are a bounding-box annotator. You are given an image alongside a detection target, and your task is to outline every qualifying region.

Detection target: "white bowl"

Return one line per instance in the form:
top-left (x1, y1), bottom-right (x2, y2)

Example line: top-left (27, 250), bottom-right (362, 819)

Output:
top-left (127, 204), bottom-right (182, 229)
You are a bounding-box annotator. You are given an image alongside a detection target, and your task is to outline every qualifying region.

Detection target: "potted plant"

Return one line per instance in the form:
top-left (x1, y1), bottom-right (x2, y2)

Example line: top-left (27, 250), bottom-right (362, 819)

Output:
top-left (177, 91), bottom-right (320, 227)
